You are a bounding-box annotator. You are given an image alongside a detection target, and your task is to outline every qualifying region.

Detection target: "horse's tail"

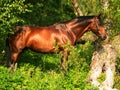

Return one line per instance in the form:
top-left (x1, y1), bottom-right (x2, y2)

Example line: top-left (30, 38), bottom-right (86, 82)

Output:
top-left (4, 36), bottom-right (11, 67)
top-left (13, 25), bottom-right (29, 33)
top-left (12, 26), bottom-right (22, 32)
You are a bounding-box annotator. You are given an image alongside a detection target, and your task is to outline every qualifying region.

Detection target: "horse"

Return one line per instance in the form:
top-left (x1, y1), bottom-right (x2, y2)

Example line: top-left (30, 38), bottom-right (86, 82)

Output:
top-left (5, 14), bottom-right (107, 71)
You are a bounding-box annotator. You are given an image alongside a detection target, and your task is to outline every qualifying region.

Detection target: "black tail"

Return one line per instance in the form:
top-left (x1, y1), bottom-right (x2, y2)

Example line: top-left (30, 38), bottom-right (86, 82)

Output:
top-left (4, 37), bottom-right (11, 67)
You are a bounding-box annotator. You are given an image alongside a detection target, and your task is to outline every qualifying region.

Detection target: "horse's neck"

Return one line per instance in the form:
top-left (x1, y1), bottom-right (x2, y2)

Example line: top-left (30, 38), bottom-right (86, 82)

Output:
top-left (66, 20), bottom-right (90, 42)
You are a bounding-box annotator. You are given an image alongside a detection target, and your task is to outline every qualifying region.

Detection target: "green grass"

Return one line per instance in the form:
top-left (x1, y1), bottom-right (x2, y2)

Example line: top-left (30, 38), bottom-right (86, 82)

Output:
top-left (0, 41), bottom-right (119, 90)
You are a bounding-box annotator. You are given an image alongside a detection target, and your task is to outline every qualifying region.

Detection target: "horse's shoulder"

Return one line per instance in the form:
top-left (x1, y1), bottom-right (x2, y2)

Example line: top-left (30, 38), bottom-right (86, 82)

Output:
top-left (53, 23), bottom-right (67, 31)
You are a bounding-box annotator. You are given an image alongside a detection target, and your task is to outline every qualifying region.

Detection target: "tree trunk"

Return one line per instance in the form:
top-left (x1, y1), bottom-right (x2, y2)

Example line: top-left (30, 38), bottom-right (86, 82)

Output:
top-left (101, 0), bottom-right (109, 10)
top-left (101, 0), bottom-right (111, 32)
top-left (70, 0), bottom-right (83, 16)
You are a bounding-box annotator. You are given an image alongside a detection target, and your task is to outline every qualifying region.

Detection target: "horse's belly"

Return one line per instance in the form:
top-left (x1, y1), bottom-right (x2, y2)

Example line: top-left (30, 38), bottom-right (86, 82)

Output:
top-left (34, 44), bottom-right (55, 52)
top-left (27, 38), bottom-right (56, 52)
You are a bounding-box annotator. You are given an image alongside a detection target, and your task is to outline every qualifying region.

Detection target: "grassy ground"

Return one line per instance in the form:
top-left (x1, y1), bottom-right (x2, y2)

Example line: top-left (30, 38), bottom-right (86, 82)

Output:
top-left (0, 41), bottom-right (119, 90)
top-left (0, 42), bottom-right (94, 90)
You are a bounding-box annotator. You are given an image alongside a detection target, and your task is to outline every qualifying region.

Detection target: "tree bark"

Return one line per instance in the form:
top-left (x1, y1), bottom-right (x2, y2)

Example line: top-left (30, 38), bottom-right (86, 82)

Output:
top-left (101, 0), bottom-right (111, 32)
top-left (101, 0), bottom-right (109, 10)
top-left (70, 0), bottom-right (83, 16)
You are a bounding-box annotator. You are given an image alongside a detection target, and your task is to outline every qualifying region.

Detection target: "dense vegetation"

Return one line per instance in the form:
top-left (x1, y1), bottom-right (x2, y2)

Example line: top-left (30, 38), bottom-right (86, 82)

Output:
top-left (0, 0), bottom-right (120, 89)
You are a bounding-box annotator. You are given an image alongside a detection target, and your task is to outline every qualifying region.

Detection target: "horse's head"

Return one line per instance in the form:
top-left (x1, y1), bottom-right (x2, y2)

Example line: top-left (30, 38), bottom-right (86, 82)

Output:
top-left (89, 14), bottom-right (107, 40)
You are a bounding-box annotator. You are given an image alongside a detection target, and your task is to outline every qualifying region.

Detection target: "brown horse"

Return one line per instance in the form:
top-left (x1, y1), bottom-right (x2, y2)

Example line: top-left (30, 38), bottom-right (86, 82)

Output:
top-left (5, 14), bottom-right (106, 71)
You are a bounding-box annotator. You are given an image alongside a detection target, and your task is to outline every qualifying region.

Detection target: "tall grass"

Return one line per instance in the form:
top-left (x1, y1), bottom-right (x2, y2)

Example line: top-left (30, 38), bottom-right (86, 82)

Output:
top-left (0, 41), bottom-right (99, 90)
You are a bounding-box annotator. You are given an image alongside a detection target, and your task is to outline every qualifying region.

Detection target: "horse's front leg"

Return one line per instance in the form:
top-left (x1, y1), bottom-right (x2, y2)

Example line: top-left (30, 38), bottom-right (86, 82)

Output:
top-left (60, 49), bottom-right (69, 72)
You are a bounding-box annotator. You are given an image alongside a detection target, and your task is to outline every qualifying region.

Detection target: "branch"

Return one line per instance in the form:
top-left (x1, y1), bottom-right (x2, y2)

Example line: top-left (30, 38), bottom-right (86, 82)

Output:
top-left (70, 0), bottom-right (83, 16)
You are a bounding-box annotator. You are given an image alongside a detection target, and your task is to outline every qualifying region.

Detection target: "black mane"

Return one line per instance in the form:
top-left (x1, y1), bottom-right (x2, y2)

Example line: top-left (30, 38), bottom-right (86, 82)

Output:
top-left (76, 16), bottom-right (104, 26)
top-left (77, 16), bottom-right (95, 22)
top-left (64, 16), bottom-right (95, 24)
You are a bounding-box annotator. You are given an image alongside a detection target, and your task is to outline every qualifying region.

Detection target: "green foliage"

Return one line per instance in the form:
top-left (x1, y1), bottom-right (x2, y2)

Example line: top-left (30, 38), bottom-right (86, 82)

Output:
top-left (78, 0), bottom-right (103, 15)
top-left (23, 0), bottom-right (74, 26)
top-left (114, 74), bottom-right (120, 90)
top-left (111, 34), bottom-right (120, 90)
top-left (105, 0), bottom-right (120, 36)
top-left (0, 0), bottom-right (32, 35)
top-left (0, 42), bottom-right (99, 90)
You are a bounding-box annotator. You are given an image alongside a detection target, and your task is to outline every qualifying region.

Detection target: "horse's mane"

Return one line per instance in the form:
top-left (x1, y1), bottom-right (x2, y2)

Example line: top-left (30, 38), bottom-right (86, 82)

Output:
top-left (77, 16), bottom-right (95, 22)
top-left (63, 16), bottom-right (95, 23)
top-left (77, 16), bottom-right (103, 26)
top-left (64, 15), bottom-right (103, 26)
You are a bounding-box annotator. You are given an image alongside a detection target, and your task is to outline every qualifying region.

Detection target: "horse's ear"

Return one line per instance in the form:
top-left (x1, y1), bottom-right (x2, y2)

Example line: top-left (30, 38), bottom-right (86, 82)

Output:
top-left (97, 13), bottom-right (102, 19)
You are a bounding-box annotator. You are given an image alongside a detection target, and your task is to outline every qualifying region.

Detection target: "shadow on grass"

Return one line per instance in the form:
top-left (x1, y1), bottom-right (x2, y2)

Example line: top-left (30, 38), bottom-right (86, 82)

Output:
top-left (17, 49), bottom-right (61, 72)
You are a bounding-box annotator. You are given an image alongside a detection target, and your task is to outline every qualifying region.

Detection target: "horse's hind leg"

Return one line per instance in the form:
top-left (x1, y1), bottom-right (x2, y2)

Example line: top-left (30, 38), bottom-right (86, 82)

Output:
top-left (10, 52), bottom-right (20, 71)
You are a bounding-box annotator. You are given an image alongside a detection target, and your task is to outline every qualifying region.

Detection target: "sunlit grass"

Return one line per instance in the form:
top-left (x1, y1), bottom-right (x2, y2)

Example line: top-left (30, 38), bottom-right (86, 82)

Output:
top-left (0, 41), bottom-right (119, 90)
